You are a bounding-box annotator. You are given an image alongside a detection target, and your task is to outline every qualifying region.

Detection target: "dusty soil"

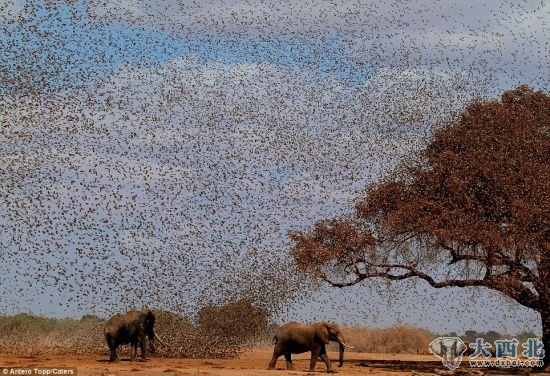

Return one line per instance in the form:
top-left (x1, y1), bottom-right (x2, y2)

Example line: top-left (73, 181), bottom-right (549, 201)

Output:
top-left (0, 349), bottom-right (546, 376)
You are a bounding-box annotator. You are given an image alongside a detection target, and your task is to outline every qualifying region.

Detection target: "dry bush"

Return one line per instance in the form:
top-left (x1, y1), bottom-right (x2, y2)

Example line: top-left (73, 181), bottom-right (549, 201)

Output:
top-left (152, 310), bottom-right (209, 358)
top-left (0, 314), bottom-right (105, 356)
top-left (340, 325), bottom-right (436, 354)
top-left (0, 300), bottom-right (271, 359)
top-left (155, 299), bottom-right (270, 358)
top-left (197, 299), bottom-right (269, 344)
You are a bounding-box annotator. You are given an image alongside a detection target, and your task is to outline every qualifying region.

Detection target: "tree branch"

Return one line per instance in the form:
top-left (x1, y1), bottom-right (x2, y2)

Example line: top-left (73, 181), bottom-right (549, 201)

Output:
top-left (319, 262), bottom-right (541, 310)
top-left (439, 241), bottom-right (536, 283)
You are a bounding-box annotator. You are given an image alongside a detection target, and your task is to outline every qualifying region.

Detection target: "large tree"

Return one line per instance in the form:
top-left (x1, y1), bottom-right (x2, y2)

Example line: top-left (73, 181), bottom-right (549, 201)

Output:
top-left (291, 86), bottom-right (550, 366)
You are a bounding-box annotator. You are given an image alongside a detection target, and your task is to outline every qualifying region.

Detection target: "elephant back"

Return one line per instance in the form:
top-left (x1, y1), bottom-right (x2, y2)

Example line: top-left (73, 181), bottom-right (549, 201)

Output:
top-left (276, 322), bottom-right (314, 343)
top-left (104, 310), bottom-right (142, 335)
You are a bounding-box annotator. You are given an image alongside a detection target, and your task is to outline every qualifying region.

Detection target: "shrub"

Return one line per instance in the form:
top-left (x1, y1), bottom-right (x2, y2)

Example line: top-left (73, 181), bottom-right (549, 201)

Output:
top-left (340, 325), bottom-right (436, 354)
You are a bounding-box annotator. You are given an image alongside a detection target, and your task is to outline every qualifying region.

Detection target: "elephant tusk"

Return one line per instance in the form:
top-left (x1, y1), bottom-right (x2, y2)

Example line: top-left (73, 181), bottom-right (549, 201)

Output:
top-left (339, 341), bottom-right (354, 349)
top-left (155, 332), bottom-right (168, 347)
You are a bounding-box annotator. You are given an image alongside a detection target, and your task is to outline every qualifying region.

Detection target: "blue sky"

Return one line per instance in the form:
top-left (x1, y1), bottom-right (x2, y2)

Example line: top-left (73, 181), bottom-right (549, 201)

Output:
top-left (3, 0), bottom-right (547, 96)
top-left (1, 0), bottom-right (548, 335)
top-left (1, 1), bottom-right (373, 95)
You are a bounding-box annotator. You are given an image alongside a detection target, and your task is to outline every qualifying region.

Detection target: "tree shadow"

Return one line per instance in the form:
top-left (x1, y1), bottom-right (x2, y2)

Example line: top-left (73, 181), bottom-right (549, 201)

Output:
top-left (355, 360), bottom-right (546, 374)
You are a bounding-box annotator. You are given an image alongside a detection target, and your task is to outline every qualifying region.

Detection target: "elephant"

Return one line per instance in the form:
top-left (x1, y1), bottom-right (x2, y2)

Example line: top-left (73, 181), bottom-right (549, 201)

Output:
top-left (104, 309), bottom-right (166, 362)
top-left (268, 321), bottom-right (353, 373)
top-left (429, 337), bottom-right (467, 371)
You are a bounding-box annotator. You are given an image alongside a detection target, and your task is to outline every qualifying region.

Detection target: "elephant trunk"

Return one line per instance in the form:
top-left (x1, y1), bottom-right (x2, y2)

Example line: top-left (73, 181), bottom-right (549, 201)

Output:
top-left (336, 337), bottom-right (353, 367)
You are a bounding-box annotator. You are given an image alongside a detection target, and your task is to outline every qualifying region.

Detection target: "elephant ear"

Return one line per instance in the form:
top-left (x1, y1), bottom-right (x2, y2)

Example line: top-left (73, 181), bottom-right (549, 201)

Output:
top-left (145, 309), bottom-right (155, 324)
top-left (429, 338), bottom-right (444, 357)
top-left (316, 323), bottom-right (330, 344)
top-left (454, 340), bottom-right (466, 356)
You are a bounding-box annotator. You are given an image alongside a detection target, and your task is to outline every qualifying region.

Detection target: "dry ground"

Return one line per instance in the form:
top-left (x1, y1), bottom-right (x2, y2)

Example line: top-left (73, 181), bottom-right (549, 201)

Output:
top-left (0, 349), bottom-right (547, 376)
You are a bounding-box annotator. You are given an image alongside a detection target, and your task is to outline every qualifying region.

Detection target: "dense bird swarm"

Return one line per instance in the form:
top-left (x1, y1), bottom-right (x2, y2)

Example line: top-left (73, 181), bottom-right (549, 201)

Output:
top-left (0, 0), bottom-right (549, 357)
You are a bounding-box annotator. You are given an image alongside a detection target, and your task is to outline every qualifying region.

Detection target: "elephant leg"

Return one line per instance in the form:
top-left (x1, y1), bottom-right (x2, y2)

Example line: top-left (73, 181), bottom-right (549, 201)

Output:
top-left (109, 345), bottom-right (118, 362)
top-left (139, 336), bottom-right (147, 360)
top-left (268, 349), bottom-right (281, 370)
top-left (106, 335), bottom-right (118, 362)
top-left (284, 352), bottom-right (295, 370)
top-left (139, 333), bottom-right (147, 360)
top-left (130, 341), bottom-right (137, 361)
top-left (319, 350), bottom-right (333, 373)
top-left (310, 347), bottom-right (321, 371)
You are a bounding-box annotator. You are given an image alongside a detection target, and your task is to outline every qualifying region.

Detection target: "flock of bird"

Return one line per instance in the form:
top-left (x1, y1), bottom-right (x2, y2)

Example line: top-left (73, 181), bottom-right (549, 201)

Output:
top-left (1, 0), bottom-right (548, 350)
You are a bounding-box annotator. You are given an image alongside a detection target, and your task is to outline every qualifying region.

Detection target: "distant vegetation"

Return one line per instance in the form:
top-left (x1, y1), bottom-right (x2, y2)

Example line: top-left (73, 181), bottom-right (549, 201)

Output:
top-left (339, 327), bottom-right (541, 355)
top-left (340, 325), bottom-right (436, 354)
top-left (0, 300), bottom-right (271, 358)
top-left (446, 330), bottom-right (539, 347)
top-left (0, 312), bottom-right (537, 357)
top-left (0, 313), bottom-right (105, 356)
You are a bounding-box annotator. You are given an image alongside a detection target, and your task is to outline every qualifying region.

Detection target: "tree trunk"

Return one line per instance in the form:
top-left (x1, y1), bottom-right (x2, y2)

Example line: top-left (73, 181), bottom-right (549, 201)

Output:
top-left (542, 309), bottom-right (550, 370)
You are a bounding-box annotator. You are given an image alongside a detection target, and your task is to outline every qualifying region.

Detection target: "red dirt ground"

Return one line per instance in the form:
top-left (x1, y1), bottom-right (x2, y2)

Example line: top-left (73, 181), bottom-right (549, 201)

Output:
top-left (1, 349), bottom-right (548, 376)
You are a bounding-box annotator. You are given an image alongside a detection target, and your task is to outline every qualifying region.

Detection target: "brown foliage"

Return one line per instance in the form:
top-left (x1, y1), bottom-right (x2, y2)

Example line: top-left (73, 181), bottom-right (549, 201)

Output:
top-left (358, 85), bottom-right (549, 258)
top-left (290, 219), bottom-right (375, 278)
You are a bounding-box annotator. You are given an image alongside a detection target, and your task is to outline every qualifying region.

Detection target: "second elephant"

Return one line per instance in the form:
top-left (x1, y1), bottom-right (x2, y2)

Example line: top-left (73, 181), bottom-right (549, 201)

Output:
top-left (104, 309), bottom-right (166, 362)
top-left (268, 321), bottom-right (353, 373)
